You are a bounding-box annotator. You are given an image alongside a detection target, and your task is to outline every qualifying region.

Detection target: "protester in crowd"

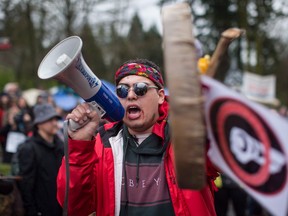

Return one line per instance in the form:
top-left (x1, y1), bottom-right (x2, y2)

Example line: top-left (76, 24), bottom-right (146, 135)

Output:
top-left (279, 105), bottom-right (288, 121)
top-left (1, 82), bottom-right (24, 163)
top-left (35, 90), bottom-right (66, 140)
top-left (35, 91), bottom-right (55, 106)
top-left (57, 59), bottom-right (219, 216)
top-left (14, 96), bottom-right (33, 133)
top-left (3, 82), bottom-right (21, 99)
top-left (0, 92), bottom-right (11, 122)
top-left (0, 92), bottom-right (12, 161)
top-left (0, 96), bottom-right (32, 163)
top-left (214, 173), bottom-right (248, 216)
top-left (17, 103), bottom-right (64, 216)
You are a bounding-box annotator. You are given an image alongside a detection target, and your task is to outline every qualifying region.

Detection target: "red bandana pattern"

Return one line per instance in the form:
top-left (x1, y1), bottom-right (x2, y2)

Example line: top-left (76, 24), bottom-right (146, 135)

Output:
top-left (115, 63), bottom-right (164, 88)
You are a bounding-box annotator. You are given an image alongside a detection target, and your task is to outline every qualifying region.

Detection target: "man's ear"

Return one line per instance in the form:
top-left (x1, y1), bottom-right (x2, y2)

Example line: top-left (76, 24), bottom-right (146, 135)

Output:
top-left (158, 89), bottom-right (165, 104)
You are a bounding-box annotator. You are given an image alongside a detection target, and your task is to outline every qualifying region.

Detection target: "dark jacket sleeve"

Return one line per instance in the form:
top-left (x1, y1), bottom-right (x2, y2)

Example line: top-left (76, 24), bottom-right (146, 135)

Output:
top-left (17, 142), bottom-right (38, 216)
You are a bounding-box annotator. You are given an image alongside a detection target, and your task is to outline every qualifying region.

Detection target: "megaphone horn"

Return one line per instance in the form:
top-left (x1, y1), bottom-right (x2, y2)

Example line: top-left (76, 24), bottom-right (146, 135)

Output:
top-left (37, 36), bottom-right (124, 130)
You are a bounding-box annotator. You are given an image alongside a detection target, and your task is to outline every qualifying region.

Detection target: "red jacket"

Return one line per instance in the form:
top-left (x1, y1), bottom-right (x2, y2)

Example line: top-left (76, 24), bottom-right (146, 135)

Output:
top-left (57, 125), bottom-right (218, 216)
top-left (57, 100), bottom-right (218, 216)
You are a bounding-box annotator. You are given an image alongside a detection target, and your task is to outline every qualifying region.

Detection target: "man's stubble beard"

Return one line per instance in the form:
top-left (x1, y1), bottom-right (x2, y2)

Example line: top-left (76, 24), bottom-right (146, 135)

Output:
top-left (125, 113), bottom-right (157, 133)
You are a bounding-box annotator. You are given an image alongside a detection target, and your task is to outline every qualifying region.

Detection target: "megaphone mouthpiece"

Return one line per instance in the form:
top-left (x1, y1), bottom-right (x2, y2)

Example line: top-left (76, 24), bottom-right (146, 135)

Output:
top-left (56, 54), bottom-right (72, 68)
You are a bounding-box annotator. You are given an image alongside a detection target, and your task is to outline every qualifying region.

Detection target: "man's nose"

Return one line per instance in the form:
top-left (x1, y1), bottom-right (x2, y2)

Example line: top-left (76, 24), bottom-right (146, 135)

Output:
top-left (126, 87), bottom-right (137, 100)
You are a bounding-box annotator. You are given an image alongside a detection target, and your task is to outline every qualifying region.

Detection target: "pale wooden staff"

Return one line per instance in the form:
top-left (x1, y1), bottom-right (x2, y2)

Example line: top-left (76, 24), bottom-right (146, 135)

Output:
top-left (162, 3), bottom-right (245, 189)
top-left (206, 28), bottom-right (246, 77)
top-left (162, 2), bottom-right (206, 189)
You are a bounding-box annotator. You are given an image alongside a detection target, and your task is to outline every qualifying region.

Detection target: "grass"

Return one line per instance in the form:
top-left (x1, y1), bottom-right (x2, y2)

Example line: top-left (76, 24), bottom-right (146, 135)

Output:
top-left (0, 163), bottom-right (12, 176)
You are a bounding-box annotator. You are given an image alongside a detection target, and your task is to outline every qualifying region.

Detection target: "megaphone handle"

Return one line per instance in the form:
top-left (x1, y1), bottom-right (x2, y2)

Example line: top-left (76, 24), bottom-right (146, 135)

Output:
top-left (68, 101), bottom-right (105, 132)
top-left (68, 118), bottom-right (87, 132)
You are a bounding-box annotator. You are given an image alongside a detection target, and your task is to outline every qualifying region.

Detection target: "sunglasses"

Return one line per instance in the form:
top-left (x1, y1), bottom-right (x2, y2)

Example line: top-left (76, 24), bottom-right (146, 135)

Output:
top-left (116, 82), bottom-right (158, 98)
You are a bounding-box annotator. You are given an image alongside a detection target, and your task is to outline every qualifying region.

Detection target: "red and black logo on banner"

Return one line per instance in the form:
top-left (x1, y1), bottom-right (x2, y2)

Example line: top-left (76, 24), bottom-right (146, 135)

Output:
top-left (209, 98), bottom-right (287, 194)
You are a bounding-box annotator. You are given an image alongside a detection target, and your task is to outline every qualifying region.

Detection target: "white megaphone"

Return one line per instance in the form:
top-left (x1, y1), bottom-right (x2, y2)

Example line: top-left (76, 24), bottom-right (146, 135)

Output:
top-left (38, 36), bottom-right (124, 131)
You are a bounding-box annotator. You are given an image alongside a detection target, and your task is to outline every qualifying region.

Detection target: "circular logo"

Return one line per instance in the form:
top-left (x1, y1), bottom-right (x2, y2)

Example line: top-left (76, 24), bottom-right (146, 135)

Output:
top-left (209, 98), bottom-right (287, 194)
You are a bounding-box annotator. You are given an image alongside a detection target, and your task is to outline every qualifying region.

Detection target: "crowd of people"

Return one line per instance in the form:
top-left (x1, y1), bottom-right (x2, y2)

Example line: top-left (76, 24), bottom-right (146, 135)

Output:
top-left (0, 58), bottom-right (287, 216)
top-left (0, 82), bottom-right (67, 216)
top-left (0, 82), bottom-right (66, 163)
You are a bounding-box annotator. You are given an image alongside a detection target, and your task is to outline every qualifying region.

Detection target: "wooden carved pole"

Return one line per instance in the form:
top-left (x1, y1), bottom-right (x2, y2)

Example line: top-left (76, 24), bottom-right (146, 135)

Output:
top-left (162, 2), bottom-right (206, 189)
top-left (206, 28), bottom-right (246, 77)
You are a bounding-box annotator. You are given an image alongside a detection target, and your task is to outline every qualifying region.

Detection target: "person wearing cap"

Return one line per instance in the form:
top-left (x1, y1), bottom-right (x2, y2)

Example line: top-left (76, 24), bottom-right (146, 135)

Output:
top-left (17, 103), bottom-right (64, 216)
top-left (57, 59), bottom-right (218, 216)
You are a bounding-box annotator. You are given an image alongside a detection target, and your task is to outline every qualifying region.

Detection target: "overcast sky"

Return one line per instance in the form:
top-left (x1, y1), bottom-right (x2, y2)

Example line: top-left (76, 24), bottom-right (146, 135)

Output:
top-left (90, 0), bottom-right (163, 34)
top-left (132, 0), bottom-right (162, 32)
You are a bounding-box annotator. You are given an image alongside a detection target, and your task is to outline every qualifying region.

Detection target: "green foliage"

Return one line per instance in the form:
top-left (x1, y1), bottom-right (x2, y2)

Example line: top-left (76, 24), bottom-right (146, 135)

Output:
top-left (0, 1), bottom-right (163, 90)
top-left (80, 23), bottom-right (108, 80)
top-left (143, 25), bottom-right (163, 77)
top-left (0, 163), bottom-right (11, 176)
top-left (124, 14), bottom-right (164, 76)
top-left (0, 66), bottom-right (15, 91)
top-left (190, 0), bottom-right (288, 104)
top-left (0, 0), bottom-right (286, 105)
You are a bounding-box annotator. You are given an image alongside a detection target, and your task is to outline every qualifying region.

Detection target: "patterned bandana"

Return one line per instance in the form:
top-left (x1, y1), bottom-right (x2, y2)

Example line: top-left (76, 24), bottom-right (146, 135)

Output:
top-left (115, 63), bottom-right (164, 88)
